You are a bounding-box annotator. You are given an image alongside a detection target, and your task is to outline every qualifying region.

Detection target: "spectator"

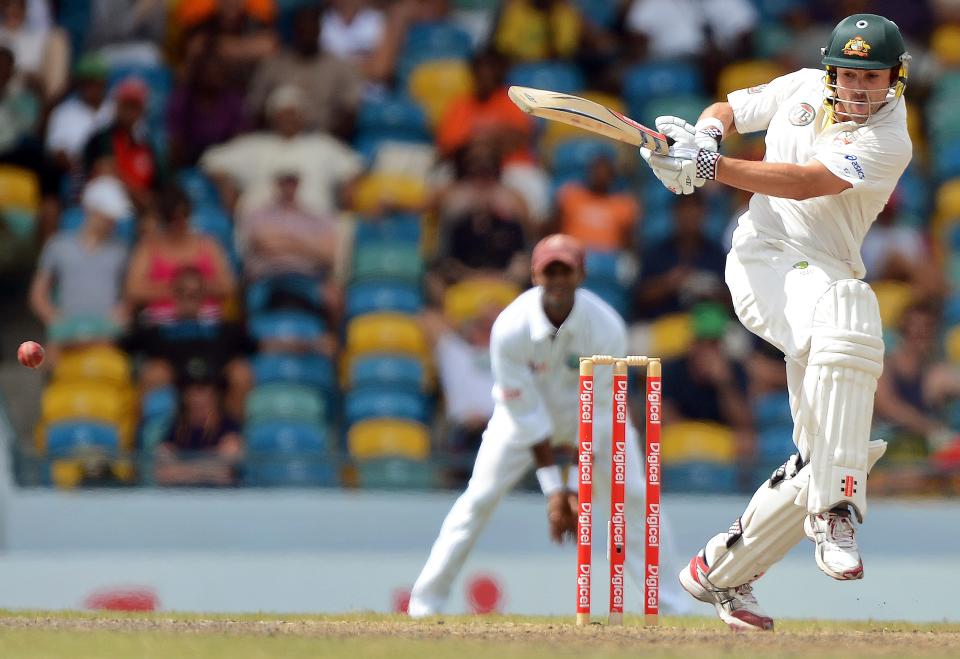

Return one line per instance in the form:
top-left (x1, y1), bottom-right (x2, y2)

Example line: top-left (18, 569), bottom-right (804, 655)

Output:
top-left (180, 0), bottom-right (278, 90)
top-left (875, 303), bottom-right (960, 453)
top-left (200, 84), bottom-right (364, 225)
top-left (121, 266), bottom-right (255, 421)
top-left (422, 304), bottom-right (497, 486)
top-left (429, 139), bottom-right (529, 299)
top-left (365, 0), bottom-right (451, 84)
top-left (124, 184), bottom-right (236, 326)
top-left (82, 77), bottom-right (162, 210)
top-left (242, 160), bottom-right (337, 289)
top-left (436, 50), bottom-right (533, 161)
top-left (492, 0), bottom-right (582, 62)
top-left (167, 51), bottom-right (250, 168)
top-left (45, 54), bottom-right (113, 184)
top-left (28, 176), bottom-right (131, 358)
top-left (632, 193), bottom-right (726, 320)
top-left (246, 5), bottom-right (362, 137)
top-left (0, 44), bottom-right (38, 157)
top-left (320, 0), bottom-right (385, 66)
top-left (656, 302), bottom-right (753, 454)
top-left (624, 0), bottom-right (756, 62)
top-left (553, 154), bottom-right (639, 251)
top-left (0, 0), bottom-right (68, 100)
top-left (153, 373), bottom-right (244, 487)
top-left (86, 0), bottom-right (167, 67)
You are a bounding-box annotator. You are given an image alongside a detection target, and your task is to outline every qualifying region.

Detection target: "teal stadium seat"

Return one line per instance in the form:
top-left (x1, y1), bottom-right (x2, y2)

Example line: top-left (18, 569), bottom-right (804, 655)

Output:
top-left (357, 458), bottom-right (435, 490)
top-left (507, 61), bottom-right (584, 95)
top-left (246, 384), bottom-right (325, 425)
top-left (351, 243), bottom-right (423, 283)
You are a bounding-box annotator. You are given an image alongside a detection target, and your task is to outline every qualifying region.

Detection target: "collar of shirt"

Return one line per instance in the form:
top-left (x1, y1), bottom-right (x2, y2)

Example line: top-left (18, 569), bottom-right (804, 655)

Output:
top-left (528, 288), bottom-right (586, 342)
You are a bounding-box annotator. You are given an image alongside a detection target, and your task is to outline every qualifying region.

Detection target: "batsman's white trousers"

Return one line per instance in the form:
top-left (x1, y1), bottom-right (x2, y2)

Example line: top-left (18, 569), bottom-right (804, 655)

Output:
top-left (409, 425), bottom-right (688, 614)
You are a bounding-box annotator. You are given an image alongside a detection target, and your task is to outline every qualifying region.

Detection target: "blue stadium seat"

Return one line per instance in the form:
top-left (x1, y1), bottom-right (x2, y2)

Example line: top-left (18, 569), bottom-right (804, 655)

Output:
top-left (576, 0), bottom-right (617, 27)
top-left (247, 420), bottom-right (328, 454)
top-left (249, 311), bottom-right (325, 343)
top-left (177, 168), bottom-right (221, 208)
top-left (346, 281), bottom-right (423, 319)
top-left (757, 424), bottom-right (796, 462)
top-left (350, 355), bottom-right (426, 390)
top-left (584, 250), bottom-right (623, 282)
top-left (507, 61), bottom-right (584, 95)
top-left (551, 138), bottom-right (618, 181)
top-left (252, 353), bottom-right (336, 393)
top-left (141, 387), bottom-right (176, 421)
top-left (582, 281), bottom-right (629, 318)
top-left (353, 213), bottom-right (422, 246)
top-left (624, 61), bottom-right (703, 118)
top-left (246, 274), bottom-right (323, 315)
top-left (246, 383), bottom-right (326, 425)
top-left (752, 391), bottom-right (793, 430)
top-left (396, 22), bottom-right (473, 82)
top-left (46, 421), bottom-right (120, 458)
top-left (246, 458), bottom-right (338, 487)
top-left (191, 206), bottom-right (233, 250)
top-left (345, 388), bottom-right (430, 426)
top-left (934, 140), bottom-right (960, 181)
top-left (663, 462), bottom-right (737, 493)
top-left (357, 457), bottom-right (434, 489)
top-left (355, 93), bottom-right (431, 141)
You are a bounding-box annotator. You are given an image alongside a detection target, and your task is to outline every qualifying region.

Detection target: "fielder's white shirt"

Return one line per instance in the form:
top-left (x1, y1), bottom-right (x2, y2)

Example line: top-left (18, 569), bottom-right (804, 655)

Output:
top-left (727, 68), bottom-right (912, 278)
top-left (485, 287), bottom-right (627, 449)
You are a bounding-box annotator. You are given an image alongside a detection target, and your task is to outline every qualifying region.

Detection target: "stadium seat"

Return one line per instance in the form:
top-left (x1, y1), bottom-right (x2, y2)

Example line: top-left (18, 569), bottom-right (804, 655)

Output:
top-left (871, 280), bottom-right (912, 328)
top-left (396, 21), bottom-right (474, 83)
top-left (662, 462), bottom-right (736, 494)
top-left (177, 168), bottom-right (221, 208)
top-left (408, 59), bottom-right (474, 126)
top-left (582, 281), bottom-right (629, 318)
top-left (752, 390), bottom-right (793, 430)
top-left (443, 277), bottom-right (520, 325)
top-left (245, 383), bottom-right (325, 425)
top-left (660, 421), bottom-right (736, 464)
top-left (540, 91), bottom-right (626, 154)
top-left (357, 457), bottom-right (434, 489)
top-left (53, 345), bottom-right (132, 389)
top-left (345, 313), bottom-right (429, 358)
top-left (41, 382), bottom-right (128, 426)
top-left (355, 93), bottom-right (431, 149)
top-left (345, 388), bottom-right (430, 425)
top-left (946, 325), bottom-right (960, 363)
top-left (757, 423), bottom-right (796, 463)
top-left (623, 61), bottom-right (702, 117)
top-left (649, 312), bottom-right (694, 360)
top-left (246, 458), bottom-right (338, 487)
top-left (47, 315), bottom-right (121, 344)
top-left (349, 355), bottom-right (426, 390)
top-left (351, 243), bottom-right (423, 283)
top-left (249, 310), bottom-right (325, 344)
top-left (348, 418), bottom-right (431, 460)
top-left (716, 60), bottom-right (786, 98)
top-left (251, 353), bottom-right (337, 394)
top-left (45, 421), bottom-right (121, 458)
top-left (246, 420), bottom-right (328, 454)
top-left (575, 0), bottom-right (617, 27)
top-left (0, 166), bottom-right (38, 211)
top-left (352, 213), bottom-right (422, 246)
top-left (640, 95), bottom-right (711, 127)
top-left (933, 140), bottom-right (960, 181)
top-left (191, 206), bottom-right (233, 250)
top-left (507, 61), bottom-right (584, 95)
top-left (352, 173), bottom-right (429, 214)
top-left (245, 274), bottom-right (323, 314)
top-left (346, 281), bottom-right (424, 319)
top-left (933, 24), bottom-right (960, 67)
top-left (551, 138), bottom-right (619, 182)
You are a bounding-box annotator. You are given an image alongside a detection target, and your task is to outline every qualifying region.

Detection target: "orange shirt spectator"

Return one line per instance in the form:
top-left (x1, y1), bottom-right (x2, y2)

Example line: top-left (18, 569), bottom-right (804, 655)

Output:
top-left (555, 156), bottom-right (638, 251)
top-left (175, 0), bottom-right (276, 29)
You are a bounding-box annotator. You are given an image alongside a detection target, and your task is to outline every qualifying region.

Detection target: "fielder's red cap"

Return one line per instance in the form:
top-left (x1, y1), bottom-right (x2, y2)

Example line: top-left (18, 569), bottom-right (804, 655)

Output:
top-left (531, 233), bottom-right (585, 275)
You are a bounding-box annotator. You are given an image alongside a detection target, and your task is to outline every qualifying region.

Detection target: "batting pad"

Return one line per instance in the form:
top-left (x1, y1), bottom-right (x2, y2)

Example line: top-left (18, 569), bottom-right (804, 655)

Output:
top-left (802, 280), bottom-right (884, 520)
top-left (702, 439), bottom-right (887, 589)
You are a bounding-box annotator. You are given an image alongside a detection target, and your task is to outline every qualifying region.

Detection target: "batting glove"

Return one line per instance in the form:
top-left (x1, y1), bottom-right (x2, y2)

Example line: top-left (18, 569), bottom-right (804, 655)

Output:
top-left (647, 144), bottom-right (722, 190)
top-left (639, 146), bottom-right (696, 195)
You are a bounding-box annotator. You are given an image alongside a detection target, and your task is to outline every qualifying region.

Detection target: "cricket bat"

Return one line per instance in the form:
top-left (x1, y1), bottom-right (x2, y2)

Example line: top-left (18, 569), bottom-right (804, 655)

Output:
top-left (508, 86), bottom-right (670, 155)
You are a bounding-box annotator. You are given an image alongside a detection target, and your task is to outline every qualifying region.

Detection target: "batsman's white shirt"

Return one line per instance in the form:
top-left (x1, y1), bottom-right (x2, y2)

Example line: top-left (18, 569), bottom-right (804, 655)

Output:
top-left (728, 67), bottom-right (911, 279)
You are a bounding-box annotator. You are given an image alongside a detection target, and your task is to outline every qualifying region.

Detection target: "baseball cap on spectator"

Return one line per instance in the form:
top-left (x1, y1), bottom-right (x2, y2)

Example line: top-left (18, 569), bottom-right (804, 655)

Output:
top-left (74, 53), bottom-right (107, 80)
top-left (531, 233), bottom-right (585, 275)
top-left (266, 84), bottom-right (306, 116)
top-left (82, 176), bottom-right (132, 221)
top-left (114, 77), bottom-right (148, 105)
top-left (691, 302), bottom-right (729, 340)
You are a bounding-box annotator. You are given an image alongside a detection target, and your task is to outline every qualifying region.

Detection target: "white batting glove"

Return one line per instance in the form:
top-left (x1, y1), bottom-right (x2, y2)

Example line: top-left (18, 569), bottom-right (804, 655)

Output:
top-left (639, 146), bottom-right (695, 195)
top-left (646, 144), bottom-right (722, 194)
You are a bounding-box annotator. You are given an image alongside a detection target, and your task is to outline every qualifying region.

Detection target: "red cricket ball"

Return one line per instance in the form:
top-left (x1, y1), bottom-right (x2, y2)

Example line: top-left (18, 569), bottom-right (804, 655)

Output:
top-left (17, 340), bottom-right (45, 369)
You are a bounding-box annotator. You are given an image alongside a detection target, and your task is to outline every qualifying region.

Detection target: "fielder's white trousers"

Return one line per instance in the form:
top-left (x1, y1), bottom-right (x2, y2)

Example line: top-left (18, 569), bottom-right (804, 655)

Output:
top-left (409, 426), bottom-right (688, 615)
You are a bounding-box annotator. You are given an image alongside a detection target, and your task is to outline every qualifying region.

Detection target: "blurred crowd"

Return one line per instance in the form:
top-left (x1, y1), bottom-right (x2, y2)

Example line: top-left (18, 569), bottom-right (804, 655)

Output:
top-left (7, 0), bottom-right (960, 494)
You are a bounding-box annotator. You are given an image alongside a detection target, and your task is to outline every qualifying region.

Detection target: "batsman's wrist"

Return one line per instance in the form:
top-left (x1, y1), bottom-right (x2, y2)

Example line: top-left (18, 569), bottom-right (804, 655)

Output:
top-left (536, 465), bottom-right (564, 497)
top-left (695, 117), bottom-right (724, 148)
top-left (696, 149), bottom-right (721, 181)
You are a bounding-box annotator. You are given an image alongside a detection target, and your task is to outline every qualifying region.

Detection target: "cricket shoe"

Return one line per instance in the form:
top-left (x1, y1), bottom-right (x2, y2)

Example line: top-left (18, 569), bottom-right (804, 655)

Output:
top-left (678, 551), bottom-right (774, 631)
top-left (407, 591), bottom-right (444, 619)
top-left (804, 508), bottom-right (863, 580)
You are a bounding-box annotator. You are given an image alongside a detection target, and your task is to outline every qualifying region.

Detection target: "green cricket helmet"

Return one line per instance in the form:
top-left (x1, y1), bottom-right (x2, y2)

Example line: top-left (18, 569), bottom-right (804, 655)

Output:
top-left (820, 14), bottom-right (910, 122)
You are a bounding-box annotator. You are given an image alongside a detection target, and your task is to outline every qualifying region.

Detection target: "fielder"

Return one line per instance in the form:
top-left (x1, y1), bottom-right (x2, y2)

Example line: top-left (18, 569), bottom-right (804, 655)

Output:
top-left (641, 14), bottom-right (911, 630)
top-left (408, 233), bottom-right (686, 617)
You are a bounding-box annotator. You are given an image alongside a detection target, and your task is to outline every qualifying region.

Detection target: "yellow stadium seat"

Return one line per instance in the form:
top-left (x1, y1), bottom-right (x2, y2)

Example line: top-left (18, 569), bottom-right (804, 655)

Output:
top-left (871, 280), bottom-right (912, 328)
top-left (0, 166), bottom-right (39, 211)
top-left (443, 277), bottom-right (520, 325)
top-left (933, 25), bottom-right (960, 67)
top-left (408, 59), bottom-right (475, 126)
top-left (905, 101), bottom-right (925, 156)
top-left (717, 61), bottom-right (786, 99)
top-left (934, 179), bottom-right (960, 237)
top-left (542, 91), bottom-right (627, 156)
top-left (41, 382), bottom-right (127, 425)
top-left (348, 418), bottom-right (431, 460)
top-left (352, 173), bottom-right (428, 214)
top-left (946, 325), bottom-right (960, 363)
top-left (650, 312), bottom-right (693, 360)
top-left (54, 345), bottom-right (132, 388)
top-left (661, 421), bottom-right (736, 464)
top-left (346, 312), bottom-right (429, 358)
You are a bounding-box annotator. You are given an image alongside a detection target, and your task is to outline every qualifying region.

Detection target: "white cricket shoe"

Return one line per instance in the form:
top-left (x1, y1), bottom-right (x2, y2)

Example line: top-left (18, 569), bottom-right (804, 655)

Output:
top-left (678, 551), bottom-right (774, 632)
top-left (407, 592), bottom-right (443, 618)
top-left (804, 509), bottom-right (864, 580)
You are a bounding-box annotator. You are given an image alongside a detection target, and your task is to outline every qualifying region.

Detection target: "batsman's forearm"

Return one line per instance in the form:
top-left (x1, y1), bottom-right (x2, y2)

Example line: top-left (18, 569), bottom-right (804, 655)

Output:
top-left (698, 102), bottom-right (736, 136)
top-left (531, 439), bottom-right (556, 468)
top-left (716, 157), bottom-right (832, 200)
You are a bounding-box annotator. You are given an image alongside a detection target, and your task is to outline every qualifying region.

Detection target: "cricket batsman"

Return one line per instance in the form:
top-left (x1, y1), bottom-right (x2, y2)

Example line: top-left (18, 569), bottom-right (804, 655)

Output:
top-left (408, 234), bottom-right (685, 617)
top-left (640, 14), bottom-right (912, 630)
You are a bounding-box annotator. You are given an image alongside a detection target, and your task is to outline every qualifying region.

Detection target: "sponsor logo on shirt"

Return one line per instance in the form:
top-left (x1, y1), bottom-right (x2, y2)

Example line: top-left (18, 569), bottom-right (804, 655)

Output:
top-left (792, 260), bottom-right (809, 270)
top-left (833, 130), bottom-right (860, 146)
top-left (746, 84), bottom-right (767, 94)
top-left (843, 153), bottom-right (866, 179)
top-left (789, 102), bottom-right (816, 126)
top-left (842, 36), bottom-right (871, 58)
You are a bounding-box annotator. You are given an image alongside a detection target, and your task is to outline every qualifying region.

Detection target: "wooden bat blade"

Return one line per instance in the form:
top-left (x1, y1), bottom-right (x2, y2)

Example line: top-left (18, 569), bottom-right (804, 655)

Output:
top-left (508, 86), bottom-right (670, 155)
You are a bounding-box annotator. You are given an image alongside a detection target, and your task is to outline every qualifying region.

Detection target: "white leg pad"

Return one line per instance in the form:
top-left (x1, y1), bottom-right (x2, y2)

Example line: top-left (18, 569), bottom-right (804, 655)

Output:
top-left (702, 440), bottom-right (886, 589)
top-left (801, 280), bottom-right (884, 520)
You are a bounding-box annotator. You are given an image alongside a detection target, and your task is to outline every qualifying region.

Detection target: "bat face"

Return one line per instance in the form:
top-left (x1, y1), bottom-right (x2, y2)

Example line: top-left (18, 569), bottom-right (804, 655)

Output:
top-left (508, 86), bottom-right (670, 155)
